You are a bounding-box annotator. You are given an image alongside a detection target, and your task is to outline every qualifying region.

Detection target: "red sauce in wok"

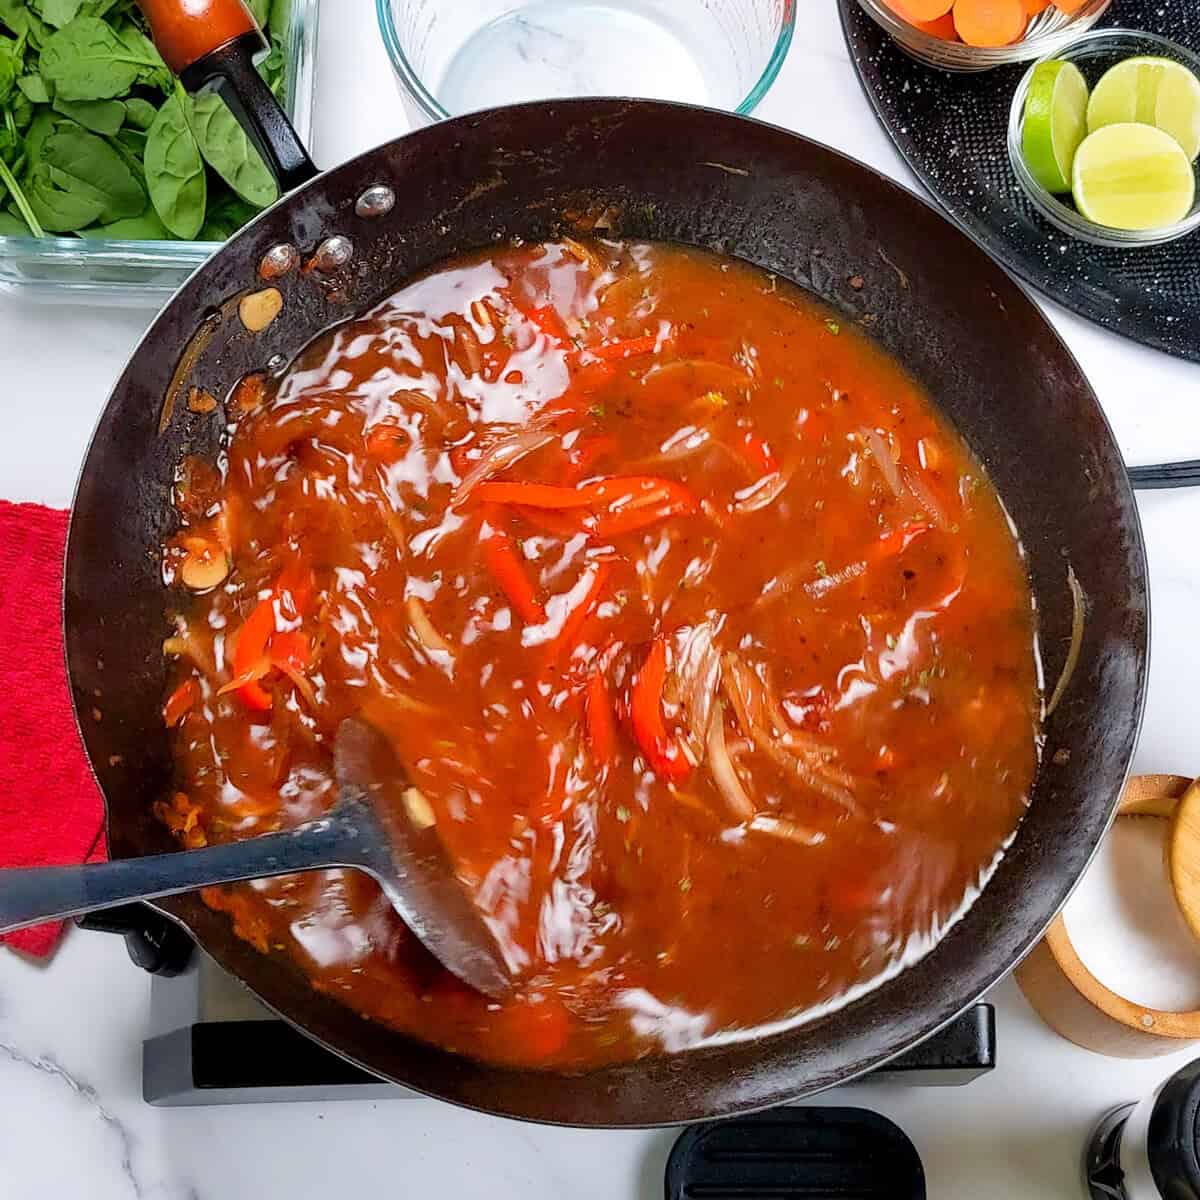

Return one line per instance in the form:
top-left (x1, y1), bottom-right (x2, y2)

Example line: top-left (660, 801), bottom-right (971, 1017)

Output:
top-left (160, 239), bottom-right (1040, 1069)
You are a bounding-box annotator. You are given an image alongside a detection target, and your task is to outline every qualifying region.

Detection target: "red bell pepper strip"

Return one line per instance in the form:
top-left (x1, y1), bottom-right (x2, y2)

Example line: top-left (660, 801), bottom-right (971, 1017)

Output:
top-left (231, 566), bottom-right (314, 712)
top-left (364, 423), bottom-right (409, 464)
top-left (544, 560), bottom-right (611, 665)
top-left (163, 678), bottom-right (198, 727)
top-left (475, 481), bottom-right (597, 509)
top-left (483, 512), bottom-right (547, 624)
top-left (269, 630), bottom-right (310, 672)
top-left (585, 670), bottom-right (617, 765)
top-left (527, 304), bottom-right (569, 345)
top-left (514, 505), bottom-right (594, 540)
top-left (589, 479), bottom-right (698, 538)
top-left (736, 429), bottom-right (779, 476)
top-left (590, 335), bottom-right (660, 361)
top-left (874, 520), bottom-right (931, 560)
top-left (629, 637), bottom-right (691, 782)
top-left (232, 596), bottom-right (276, 711)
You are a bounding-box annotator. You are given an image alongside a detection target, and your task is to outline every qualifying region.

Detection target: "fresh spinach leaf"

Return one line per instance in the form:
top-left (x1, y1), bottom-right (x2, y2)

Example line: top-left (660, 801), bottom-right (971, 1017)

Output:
top-left (122, 94), bottom-right (154, 129)
top-left (0, 33), bottom-right (19, 101)
top-left (81, 0), bottom-right (124, 18)
top-left (144, 87), bottom-right (204, 238)
top-left (198, 191), bottom-right (256, 241)
top-left (107, 123), bottom-right (142, 179)
top-left (17, 73), bottom-right (50, 103)
top-left (38, 0), bottom-right (84, 29)
top-left (41, 15), bottom-right (157, 100)
top-left (26, 161), bottom-right (102, 229)
top-left (78, 205), bottom-right (167, 238)
top-left (23, 108), bottom-right (56, 167)
top-left (268, 0), bottom-right (291, 35)
top-left (41, 124), bottom-right (144, 220)
top-left (246, 0), bottom-right (269, 27)
top-left (0, 0), bottom-right (49, 48)
top-left (53, 95), bottom-right (124, 135)
top-left (189, 91), bottom-right (276, 209)
top-left (113, 21), bottom-right (167, 91)
top-left (0, 209), bottom-right (29, 233)
top-left (10, 90), bottom-right (31, 126)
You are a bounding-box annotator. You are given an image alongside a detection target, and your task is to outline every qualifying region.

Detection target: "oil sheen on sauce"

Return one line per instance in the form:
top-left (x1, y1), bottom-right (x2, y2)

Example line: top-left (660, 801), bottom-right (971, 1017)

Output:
top-left (161, 240), bottom-right (1041, 1070)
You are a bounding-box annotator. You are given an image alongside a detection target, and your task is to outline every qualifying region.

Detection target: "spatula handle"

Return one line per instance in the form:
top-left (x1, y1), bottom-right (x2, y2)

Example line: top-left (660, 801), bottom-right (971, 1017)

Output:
top-left (0, 820), bottom-right (349, 935)
top-left (134, 0), bottom-right (319, 193)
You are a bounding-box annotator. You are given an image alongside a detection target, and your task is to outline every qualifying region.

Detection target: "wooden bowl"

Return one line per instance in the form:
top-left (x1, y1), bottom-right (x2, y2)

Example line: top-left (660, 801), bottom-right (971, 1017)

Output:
top-left (1015, 775), bottom-right (1200, 1058)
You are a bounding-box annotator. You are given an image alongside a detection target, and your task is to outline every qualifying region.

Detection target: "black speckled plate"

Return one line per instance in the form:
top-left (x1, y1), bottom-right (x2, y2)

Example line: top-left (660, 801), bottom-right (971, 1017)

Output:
top-left (838, 0), bottom-right (1200, 363)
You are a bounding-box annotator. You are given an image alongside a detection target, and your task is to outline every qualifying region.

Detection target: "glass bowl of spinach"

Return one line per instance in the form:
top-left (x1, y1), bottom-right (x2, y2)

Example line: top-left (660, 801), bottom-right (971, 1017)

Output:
top-left (0, 0), bottom-right (316, 304)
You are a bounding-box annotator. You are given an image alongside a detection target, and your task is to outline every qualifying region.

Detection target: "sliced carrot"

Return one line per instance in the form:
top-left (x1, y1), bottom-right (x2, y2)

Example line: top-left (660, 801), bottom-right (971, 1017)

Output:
top-left (882, 0), bottom-right (954, 19)
top-left (911, 10), bottom-right (958, 37)
top-left (1023, 0), bottom-right (1052, 13)
top-left (952, 0), bottom-right (1027, 46)
top-left (1051, 0), bottom-right (1088, 10)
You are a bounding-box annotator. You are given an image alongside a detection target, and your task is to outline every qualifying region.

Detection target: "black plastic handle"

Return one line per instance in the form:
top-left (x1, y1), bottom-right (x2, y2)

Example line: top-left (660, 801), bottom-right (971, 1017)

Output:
top-left (1129, 460), bottom-right (1200, 491)
top-left (181, 31), bottom-right (319, 195)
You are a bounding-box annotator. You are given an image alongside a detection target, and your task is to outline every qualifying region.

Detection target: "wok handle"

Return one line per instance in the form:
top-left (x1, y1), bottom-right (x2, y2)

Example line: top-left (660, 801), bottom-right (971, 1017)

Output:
top-left (1128, 460), bottom-right (1200, 490)
top-left (0, 820), bottom-right (354, 935)
top-left (135, 0), bottom-right (319, 194)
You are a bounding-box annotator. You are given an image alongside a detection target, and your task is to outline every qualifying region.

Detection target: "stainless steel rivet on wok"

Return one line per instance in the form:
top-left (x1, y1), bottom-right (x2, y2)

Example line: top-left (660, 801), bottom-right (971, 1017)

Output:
top-left (258, 243), bottom-right (298, 280)
top-left (355, 185), bottom-right (396, 219)
top-left (312, 235), bottom-right (354, 271)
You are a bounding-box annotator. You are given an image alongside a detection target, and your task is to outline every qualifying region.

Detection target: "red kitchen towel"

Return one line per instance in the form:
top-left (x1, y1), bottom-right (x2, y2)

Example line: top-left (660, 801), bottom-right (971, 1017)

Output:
top-left (0, 501), bottom-right (106, 958)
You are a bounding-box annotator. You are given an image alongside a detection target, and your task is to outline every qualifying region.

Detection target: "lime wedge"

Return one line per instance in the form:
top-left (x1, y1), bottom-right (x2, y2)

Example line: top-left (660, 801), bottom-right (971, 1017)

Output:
top-left (1072, 123), bottom-right (1196, 231)
top-left (1022, 60), bottom-right (1090, 194)
top-left (1087, 56), bottom-right (1200, 161)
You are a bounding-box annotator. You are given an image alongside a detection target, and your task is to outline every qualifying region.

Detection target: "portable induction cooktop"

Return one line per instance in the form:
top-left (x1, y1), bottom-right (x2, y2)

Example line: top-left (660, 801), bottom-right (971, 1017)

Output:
top-left (81, 905), bottom-right (996, 1106)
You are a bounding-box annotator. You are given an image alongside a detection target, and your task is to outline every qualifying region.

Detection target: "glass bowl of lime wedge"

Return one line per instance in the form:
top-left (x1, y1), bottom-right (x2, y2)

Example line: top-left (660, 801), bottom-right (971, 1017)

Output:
top-left (1008, 29), bottom-right (1200, 247)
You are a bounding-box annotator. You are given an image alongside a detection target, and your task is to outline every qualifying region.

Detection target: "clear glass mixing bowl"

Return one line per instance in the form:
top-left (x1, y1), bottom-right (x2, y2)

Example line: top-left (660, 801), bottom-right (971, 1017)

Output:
top-left (377, 0), bottom-right (796, 127)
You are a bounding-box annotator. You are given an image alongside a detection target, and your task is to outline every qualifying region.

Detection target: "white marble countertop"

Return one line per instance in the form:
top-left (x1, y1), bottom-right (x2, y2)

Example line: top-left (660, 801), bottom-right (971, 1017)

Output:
top-left (2, 3), bottom-right (1200, 1198)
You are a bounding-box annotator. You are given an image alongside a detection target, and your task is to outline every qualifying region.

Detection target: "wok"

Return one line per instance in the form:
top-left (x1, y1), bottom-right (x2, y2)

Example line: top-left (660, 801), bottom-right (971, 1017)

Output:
top-left (64, 0), bottom-right (1148, 1126)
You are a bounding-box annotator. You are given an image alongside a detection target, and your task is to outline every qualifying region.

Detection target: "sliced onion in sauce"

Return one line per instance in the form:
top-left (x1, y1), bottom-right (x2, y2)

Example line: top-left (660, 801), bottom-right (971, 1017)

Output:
top-left (901, 464), bottom-right (952, 532)
top-left (406, 595), bottom-right (453, 654)
top-left (732, 471), bottom-right (789, 515)
top-left (749, 814), bottom-right (826, 847)
top-left (862, 428), bottom-right (904, 500)
top-left (277, 660), bottom-right (319, 711)
top-left (1045, 564), bottom-right (1086, 719)
top-left (707, 700), bottom-right (755, 821)
top-left (451, 429), bottom-right (555, 505)
top-left (668, 620), bottom-right (722, 757)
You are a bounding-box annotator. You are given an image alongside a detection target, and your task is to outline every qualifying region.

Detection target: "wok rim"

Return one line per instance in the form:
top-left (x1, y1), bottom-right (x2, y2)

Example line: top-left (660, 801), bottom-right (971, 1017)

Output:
top-left (63, 96), bottom-right (1150, 1127)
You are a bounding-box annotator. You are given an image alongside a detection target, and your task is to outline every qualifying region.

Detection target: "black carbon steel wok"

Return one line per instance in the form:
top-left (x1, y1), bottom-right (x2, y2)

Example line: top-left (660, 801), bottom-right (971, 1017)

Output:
top-left (62, 0), bottom-right (1147, 1127)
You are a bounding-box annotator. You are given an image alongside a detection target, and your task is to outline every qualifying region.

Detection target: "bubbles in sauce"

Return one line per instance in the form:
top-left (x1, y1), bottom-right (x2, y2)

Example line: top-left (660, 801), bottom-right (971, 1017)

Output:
top-left (161, 240), bottom-right (1040, 1069)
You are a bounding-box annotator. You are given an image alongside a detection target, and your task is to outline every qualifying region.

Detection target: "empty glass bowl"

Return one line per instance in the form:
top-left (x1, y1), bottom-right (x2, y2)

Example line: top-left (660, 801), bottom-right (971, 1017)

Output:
top-left (1007, 29), bottom-right (1200, 248)
top-left (377, 0), bottom-right (796, 127)
top-left (855, 0), bottom-right (1112, 72)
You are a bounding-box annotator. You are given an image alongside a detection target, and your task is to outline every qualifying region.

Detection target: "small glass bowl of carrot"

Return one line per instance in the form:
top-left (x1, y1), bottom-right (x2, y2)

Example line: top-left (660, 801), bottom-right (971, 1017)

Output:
top-left (856, 0), bottom-right (1113, 72)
